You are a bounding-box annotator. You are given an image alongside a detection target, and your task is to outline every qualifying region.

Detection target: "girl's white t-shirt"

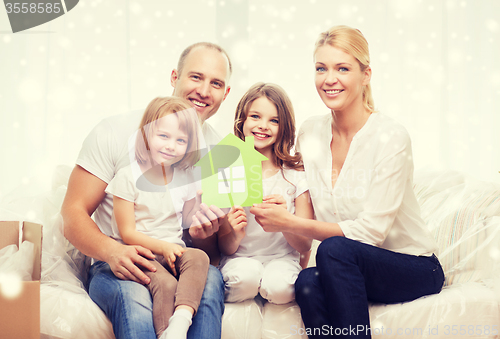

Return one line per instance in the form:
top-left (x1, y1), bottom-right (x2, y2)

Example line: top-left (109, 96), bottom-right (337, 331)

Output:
top-left (105, 161), bottom-right (197, 247)
top-left (220, 168), bottom-right (309, 266)
top-left (76, 110), bottom-right (220, 244)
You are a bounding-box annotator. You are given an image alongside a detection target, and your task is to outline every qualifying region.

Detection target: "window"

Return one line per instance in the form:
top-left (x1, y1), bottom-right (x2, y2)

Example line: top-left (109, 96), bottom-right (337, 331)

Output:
top-left (218, 165), bottom-right (245, 194)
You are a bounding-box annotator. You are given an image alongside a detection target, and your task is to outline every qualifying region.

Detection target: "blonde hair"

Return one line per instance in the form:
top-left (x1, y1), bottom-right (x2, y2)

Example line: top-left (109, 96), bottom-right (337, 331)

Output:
top-left (234, 82), bottom-right (303, 171)
top-left (315, 25), bottom-right (375, 112)
top-left (135, 97), bottom-right (200, 170)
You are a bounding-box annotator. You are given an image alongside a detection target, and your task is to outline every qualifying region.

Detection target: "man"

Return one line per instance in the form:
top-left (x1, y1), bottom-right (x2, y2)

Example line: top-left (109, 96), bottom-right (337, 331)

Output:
top-left (61, 42), bottom-right (231, 339)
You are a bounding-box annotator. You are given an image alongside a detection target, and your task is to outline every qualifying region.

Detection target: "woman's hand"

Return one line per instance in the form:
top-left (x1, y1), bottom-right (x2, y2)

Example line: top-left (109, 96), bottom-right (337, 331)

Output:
top-left (161, 242), bottom-right (186, 276)
top-left (262, 194), bottom-right (287, 209)
top-left (250, 203), bottom-right (292, 232)
top-left (227, 206), bottom-right (247, 242)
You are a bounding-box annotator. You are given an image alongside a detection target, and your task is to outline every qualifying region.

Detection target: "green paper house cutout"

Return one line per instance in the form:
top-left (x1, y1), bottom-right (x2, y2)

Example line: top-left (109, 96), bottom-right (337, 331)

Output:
top-left (195, 134), bottom-right (268, 208)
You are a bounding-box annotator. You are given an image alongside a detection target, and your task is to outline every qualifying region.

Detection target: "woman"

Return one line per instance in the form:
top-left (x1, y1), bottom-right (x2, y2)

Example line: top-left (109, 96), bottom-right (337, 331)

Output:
top-left (250, 25), bottom-right (444, 338)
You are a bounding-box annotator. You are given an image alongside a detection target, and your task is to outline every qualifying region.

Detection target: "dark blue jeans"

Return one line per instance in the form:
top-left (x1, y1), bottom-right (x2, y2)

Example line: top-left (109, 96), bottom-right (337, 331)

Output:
top-left (295, 237), bottom-right (444, 338)
top-left (87, 261), bottom-right (225, 339)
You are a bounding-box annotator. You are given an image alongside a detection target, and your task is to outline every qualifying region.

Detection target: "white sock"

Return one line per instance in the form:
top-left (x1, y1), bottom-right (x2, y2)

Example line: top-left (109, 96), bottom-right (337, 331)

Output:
top-left (161, 308), bottom-right (193, 339)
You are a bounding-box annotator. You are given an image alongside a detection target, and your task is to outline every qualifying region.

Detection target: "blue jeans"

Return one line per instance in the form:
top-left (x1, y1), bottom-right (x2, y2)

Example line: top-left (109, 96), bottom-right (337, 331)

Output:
top-left (88, 261), bottom-right (224, 339)
top-left (295, 237), bottom-right (444, 338)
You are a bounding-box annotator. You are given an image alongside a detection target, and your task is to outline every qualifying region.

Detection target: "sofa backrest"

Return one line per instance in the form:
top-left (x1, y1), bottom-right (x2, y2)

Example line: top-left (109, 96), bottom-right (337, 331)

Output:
top-left (414, 170), bottom-right (500, 286)
top-left (306, 170), bottom-right (500, 288)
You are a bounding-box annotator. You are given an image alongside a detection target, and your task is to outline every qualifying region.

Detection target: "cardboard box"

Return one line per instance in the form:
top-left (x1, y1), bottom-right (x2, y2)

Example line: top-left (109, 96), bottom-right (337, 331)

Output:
top-left (0, 221), bottom-right (42, 339)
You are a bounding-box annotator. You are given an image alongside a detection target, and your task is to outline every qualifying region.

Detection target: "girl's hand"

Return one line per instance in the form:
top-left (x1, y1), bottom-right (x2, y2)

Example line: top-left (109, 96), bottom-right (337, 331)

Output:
top-left (161, 242), bottom-right (186, 276)
top-left (263, 194), bottom-right (287, 209)
top-left (227, 206), bottom-right (247, 241)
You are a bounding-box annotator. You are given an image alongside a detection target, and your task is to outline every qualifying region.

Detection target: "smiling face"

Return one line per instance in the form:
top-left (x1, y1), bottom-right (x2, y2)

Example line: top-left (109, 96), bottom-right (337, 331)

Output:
top-left (242, 96), bottom-right (279, 156)
top-left (171, 46), bottom-right (231, 123)
top-left (314, 44), bottom-right (371, 114)
top-left (149, 113), bottom-right (189, 167)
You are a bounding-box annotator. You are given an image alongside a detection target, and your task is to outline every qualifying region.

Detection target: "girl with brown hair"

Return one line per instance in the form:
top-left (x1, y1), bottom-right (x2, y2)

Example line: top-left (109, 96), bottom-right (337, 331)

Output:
top-left (217, 82), bottom-right (313, 304)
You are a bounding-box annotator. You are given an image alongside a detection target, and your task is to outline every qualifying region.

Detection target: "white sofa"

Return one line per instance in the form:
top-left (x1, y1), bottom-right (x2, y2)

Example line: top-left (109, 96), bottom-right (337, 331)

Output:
top-left (1, 167), bottom-right (500, 339)
top-left (222, 169), bottom-right (500, 339)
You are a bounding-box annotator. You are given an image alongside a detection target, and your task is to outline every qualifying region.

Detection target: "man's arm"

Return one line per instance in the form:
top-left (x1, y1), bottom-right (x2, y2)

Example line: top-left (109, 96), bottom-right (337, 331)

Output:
top-left (185, 231), bottom-right (221, 266)
top-left (187, 205), bottom-right (224, 266)
top-left (180, 190), bottom-right (225, 265)
top-left (61, 165), bottom-right (156, 284)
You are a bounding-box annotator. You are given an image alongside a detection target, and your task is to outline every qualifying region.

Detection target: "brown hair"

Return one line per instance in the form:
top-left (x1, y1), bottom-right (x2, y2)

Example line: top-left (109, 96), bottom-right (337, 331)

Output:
top-left (135, 97), bottom-right (200, 170)
top-left (234, 82), bottom-right (303, 171)
top-left (315, 25), bottom-right (375, 112)
top-left (177, 42), bottom-right (233, 77)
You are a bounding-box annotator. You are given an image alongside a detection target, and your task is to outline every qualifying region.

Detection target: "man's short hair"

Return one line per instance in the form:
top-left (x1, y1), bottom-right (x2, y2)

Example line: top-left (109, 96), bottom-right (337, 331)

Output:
top-left (177, 42), bottom-right (233, 78)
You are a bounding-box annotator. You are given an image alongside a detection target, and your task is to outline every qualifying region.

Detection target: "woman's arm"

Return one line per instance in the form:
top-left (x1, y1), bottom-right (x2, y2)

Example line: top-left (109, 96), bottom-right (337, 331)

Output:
top-left (114, 196), bottom-right (185, 274)
top-left (250, 202), bottom-right (344, 242)
top-left (217, 206), bottom-right (247, 256)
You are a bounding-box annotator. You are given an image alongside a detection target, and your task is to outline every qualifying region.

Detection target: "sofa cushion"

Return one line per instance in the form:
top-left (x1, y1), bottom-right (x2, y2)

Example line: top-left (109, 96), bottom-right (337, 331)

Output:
top-left (222, 299), bottom-right (263, 339)
top-left (369, 282), bottom-right (500, 339)
top-left (414, 170), bottom-right (500, 286)
top-left (262, 301), bottom-right (306, 339)
top-left (40, 283), bottom-right (114, 339)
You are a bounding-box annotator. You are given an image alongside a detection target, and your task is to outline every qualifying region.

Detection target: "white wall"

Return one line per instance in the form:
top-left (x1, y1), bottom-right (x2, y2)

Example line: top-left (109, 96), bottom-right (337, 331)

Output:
top-left (1, 0), bottom-right (499, 199)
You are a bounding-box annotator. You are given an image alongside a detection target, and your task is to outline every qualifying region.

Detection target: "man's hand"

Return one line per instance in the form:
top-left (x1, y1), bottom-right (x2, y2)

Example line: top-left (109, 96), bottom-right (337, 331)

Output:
top-left (107, 243), bottom-right (157, 284)
top-left (227, 206), bottom-right (247, 242)
top-left (62, 166), bottom-right (156, 284)
top-left (189, 191), bottom-right (226, 239)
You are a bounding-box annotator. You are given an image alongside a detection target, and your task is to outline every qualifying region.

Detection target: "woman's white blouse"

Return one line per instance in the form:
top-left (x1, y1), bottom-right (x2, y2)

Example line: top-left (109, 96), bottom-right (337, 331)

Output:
top-left (296, 112), bottom-right (437, 256)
